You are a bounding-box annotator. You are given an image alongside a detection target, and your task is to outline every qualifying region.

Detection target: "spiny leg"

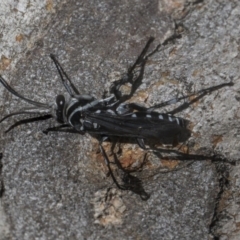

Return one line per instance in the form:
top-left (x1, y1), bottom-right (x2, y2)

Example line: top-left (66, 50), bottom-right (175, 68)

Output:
top-left (125, 38), bottom-right (168, 97)
top-left (150, 144), bottom-right (236, 164)
top-left (43, 124), bottom-right (84, 135)
top-left (112, 152), bottom-right (150, 200)
top-left (99, 138), bottom-right (125, 190)
top-left (147, 81), bottom-right (233, 113)
top-left (110, 37), bottom-right (154, 101)
top-left (111, 34), bottom-right (183, 103)
top-left (128, 36), bottom-right (155, 74)
top-left (99, 137), bottom-right (150, 200)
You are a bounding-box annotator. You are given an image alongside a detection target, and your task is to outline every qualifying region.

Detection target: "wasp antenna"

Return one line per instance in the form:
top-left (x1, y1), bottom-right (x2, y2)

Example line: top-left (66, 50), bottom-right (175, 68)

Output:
top-left (50, 54), bottom-right (80, 96)
top-left (0, 75), bottom-right (49, 108)
top-left (4, 114), bottom-right (52, 133)
top-left (0, 110), bottom-right (53, 123)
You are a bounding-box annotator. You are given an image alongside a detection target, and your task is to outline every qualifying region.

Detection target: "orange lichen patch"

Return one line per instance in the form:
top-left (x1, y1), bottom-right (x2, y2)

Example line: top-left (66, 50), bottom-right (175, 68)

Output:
top-left (178, 144), bottom-right (189, 154)
top-left (188, 94), bottom-right (200, 108)
top-left (161, 0), bottom-right (192, 19)
top-left (152, 80), bottom-right (165, 88)
top-left (15, 34), bottom-right (24, 42)
top-left (46, 0), bottom-right (53, 11)
top-left (192, 142), bottom-right (201, 152)
top-left (128, 77), bottom-right (181, 104)
top-left (94, 150), bottom-right (106, 167)
top-left (236, 222), bottom-right (240, 228)
top-left (169, 0), bottom-right (184, 9)
top-left (176, 24), bottom-right (184, 34)
top-left (161, 71), bottom-right (170, 78)
top-left (162, 0), bottom-right (184, 12)
top-left (217, 189), bottom-right (231, 212)
top-left (160, 159), bottom-right (180, 169)
top-left (89, 138), bottom-right (197, 175)
top-left (169, 47), bottom-right (178, 57)
top-left (130, 89), bottom-right (149, 103)
top-left (118, 146), bottom-right (145, 169)
top-left (0, 55), bottom-right (11, 70)
top-left (192, 131), bottom-right (201, 138)
top-left (92, 188), bottom-right (126, 226)
top-left (90, 140), bottom-right (113, 172)
top-left (157, 144), bottom-right (189, 169)
top-left (234, 108), bottom-right (240, 119)
top-left (119, 84), bottom-right (131, 96)
top-left (192, 69), bottom-right (201, 77)
top-left (89, 138), bottom-right (146, 172)
top-left (187, 121), bottom-right (196, 132)
top-left (211, 135), bottom-right (223, 147)
top-left (162, 77), bottom-right (179, 85)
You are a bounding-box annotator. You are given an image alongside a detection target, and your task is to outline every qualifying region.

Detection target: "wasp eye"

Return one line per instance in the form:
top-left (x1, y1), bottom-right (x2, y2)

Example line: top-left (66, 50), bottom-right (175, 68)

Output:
top-left (56, 95), bottom-right (65, 123)
top-left (56, 95), bottom-right (65, 107)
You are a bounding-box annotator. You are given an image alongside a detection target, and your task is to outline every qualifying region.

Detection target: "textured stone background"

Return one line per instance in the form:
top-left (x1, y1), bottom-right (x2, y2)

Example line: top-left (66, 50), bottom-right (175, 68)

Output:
top-left (0, 0), bottom-right (239, 239)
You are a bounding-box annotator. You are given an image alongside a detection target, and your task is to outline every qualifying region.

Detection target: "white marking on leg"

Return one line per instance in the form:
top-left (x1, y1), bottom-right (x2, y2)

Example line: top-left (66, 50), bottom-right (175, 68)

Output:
top-left (146, 114), bottom-right (151, 118)
top-left (107, 109), bottom-right (115, 115)
top-left (131, 113), bottom-right (137, 118)
top-left (158, 114), bottom-right (163, 119)
top-left (176, 117), bottom-right (180, 125)
top-left (168, 98), bottom-right (178, 104)
top-left (95, 110), bottom-right (101, 114)
top-left (84, 120), bottom-right (92, 125)
top-left (80, 119), bottom-right (84, 124)
top-left (168, 116), bottom-right (173, 122)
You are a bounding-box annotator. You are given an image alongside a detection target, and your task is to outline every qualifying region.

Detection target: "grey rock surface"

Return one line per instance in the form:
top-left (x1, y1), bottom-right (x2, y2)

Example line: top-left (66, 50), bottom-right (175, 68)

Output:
top-left (0, 0), bottom-right (239, 239)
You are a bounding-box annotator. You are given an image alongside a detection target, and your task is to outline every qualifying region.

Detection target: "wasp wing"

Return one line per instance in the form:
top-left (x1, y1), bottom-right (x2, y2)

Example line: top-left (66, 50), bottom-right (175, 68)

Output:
top-left (84, 111), bottom-right (190, 143)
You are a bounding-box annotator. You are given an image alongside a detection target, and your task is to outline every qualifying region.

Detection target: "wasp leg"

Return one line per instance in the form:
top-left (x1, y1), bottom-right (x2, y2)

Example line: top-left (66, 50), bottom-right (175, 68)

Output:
top-left (110, 32), bottom-right (184, 102)
top-left (168, 81), bottom-right (233, 115)
top-left (136, 138), bottom-right (146, 149)
top-left (112, 153), bottom-right (150, 200)
top-left (114, 102), bottom-right (148, 115)
top-left (4, 115), bottom-right (52, 133)
top-left (121, 173), bottom-right (150, 200)
top-left (43, 124), bottom-right (84, 135)
top-left (110, 37), bottom-right (154, 102)
top-left (128, 37), bottom-right (155, 74)
top-left (99, 139), bottom-right (125, 190)
top-left (99, 137), bottom-right (150, 200)
top-left (50, 54), bottom-right (80, 96)
top-left (146, 81), bottom-right (233, 114)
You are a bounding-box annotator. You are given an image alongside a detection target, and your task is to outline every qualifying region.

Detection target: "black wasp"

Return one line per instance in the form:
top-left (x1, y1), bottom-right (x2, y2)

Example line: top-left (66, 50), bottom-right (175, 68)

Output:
top-left (0, 37), bottom-right (233, 200)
